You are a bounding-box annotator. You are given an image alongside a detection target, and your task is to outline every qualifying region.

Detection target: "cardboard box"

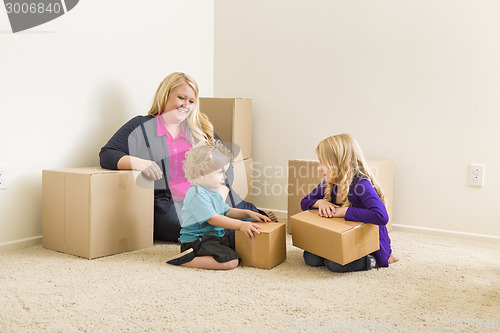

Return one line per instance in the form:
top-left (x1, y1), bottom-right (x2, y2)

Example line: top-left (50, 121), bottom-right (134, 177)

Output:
top-left (290, 211), bottom-right (379, 265)
top-left (235, 222), bottom-right (286, 269)
top-left (288, 158), bottom-right (393, 232)
top-left (199, 97), bottom-right (252, 160)
top-left (42, 167), bottom-right (154, 259)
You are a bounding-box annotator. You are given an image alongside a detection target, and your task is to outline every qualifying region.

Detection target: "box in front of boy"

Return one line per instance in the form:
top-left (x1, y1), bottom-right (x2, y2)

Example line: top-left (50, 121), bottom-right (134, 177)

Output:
top-left (290, 210), bottom-right (379, 265)
top-left (42, 167), bottom-right (154, 259)
top-left (235, 222), bottom-right (286, 269)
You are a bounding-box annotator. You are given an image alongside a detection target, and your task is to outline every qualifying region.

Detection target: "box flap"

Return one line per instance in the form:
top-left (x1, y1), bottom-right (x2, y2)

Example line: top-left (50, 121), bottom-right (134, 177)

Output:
top-left (65, 172), bottom-right (91, 257)
top-left (291, 211), bottom-right (361, 233)
top-left (251, 222), bottom-right (285, 233)
top-left (45, 167), bottom-right (122, 175)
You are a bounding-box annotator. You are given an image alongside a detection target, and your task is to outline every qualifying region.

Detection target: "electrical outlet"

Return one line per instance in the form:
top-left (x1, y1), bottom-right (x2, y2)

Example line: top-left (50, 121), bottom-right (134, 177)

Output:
top-left (469, 163), bottom-right (485, 187)
top-left (0, 164), bottom-right (6, 190)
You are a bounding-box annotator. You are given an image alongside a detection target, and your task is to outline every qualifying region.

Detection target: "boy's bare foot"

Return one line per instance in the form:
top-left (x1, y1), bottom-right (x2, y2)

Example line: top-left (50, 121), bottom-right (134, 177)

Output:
top-left (388, 253), bottom-right (400, 264)
top-left (265, 211), bottom-right (279, 222)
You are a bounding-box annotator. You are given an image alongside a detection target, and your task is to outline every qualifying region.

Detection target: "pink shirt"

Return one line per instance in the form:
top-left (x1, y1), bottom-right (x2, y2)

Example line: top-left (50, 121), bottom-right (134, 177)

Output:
top-left (156, 116), bottom-right (192, 199)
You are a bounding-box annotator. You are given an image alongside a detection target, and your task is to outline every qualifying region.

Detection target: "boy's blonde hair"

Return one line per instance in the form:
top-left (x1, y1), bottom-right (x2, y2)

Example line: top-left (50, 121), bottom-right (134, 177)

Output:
top-left (315, 134), bottom-right (386, 207)
top-left (148, 72), bottom-right (214, 144)
top-left (183, 140), bottom-right (233, 182)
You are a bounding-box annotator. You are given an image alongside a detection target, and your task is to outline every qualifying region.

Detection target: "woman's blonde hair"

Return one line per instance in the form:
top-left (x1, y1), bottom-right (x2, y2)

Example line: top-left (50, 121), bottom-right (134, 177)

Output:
top-left (148, 72), bottom-right (214, 144)
top-left (183, 140), bottom-right (233, 182)
top-left (315, 134), bottom-right (386, 207)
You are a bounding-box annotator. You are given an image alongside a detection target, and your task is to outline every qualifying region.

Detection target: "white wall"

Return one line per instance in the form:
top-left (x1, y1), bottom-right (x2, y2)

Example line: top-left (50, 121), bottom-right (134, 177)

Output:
top-left (214, 0), bottom-right (500, 238)
top-left (0, 0), bottom-right (214, 250)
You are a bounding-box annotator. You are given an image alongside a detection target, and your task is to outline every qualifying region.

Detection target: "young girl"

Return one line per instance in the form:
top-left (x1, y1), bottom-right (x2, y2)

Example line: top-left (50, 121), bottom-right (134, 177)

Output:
top-left (301, 134), bottom-right (399, 272)
top-left (167, 141), bottom-right (271, 270)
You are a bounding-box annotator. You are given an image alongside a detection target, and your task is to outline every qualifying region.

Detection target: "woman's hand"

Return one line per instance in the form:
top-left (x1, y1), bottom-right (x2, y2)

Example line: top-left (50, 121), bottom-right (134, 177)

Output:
top-left (247, 211), bottom-right (271, 223)
top-left (131, 157), bottom-right (163, 180)
top-left (315, 199), bottom-right (339, 218)
top-left (239, 222), bottom-right (261, 238)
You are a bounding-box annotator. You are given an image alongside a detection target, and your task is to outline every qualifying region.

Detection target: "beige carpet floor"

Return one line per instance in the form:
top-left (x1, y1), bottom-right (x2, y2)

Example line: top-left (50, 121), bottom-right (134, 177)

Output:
top-left (0, 231), bottom-right (499, 332)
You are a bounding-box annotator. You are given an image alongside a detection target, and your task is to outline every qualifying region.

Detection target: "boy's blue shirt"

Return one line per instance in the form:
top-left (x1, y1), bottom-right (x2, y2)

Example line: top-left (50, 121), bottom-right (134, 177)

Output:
top-left (179, 184), bottom-right (231, 243)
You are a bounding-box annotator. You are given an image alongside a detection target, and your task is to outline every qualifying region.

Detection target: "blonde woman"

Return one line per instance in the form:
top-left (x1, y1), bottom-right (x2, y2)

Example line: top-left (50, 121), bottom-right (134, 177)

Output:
top-left (100, 72), bottom-right (272, 242)
top-left (300, 134), bottom-right (399, 272)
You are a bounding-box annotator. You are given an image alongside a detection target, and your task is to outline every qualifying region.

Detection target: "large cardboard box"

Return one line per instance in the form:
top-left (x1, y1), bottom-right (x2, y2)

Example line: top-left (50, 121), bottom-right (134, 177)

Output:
top-left (42, 167), bottom-right (154, 259)
top-left (199, 97), bottom-right (252, 160)
top-left (235, 222), bottom-right (286, 269)
top-left (290, 211), bottom-right (379, 265)
top-left (288, 158), bottom-right (393, 232)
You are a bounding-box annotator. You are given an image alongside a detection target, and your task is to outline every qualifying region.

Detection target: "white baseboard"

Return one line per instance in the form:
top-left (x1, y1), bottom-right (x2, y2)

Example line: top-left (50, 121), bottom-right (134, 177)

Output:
top-left (0, 236), bottom-right (42, 253)
top-left (392, 224), bottom-right (500, 244)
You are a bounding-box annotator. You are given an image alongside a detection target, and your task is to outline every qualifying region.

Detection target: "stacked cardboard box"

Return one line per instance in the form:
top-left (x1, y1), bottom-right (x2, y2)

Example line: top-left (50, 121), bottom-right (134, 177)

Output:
top-left (288, 159), bottom-right (393, 232)
top-left (42, 167), bottom-right (154, 259)
top-left (199, 98), bottom-right (253, 202)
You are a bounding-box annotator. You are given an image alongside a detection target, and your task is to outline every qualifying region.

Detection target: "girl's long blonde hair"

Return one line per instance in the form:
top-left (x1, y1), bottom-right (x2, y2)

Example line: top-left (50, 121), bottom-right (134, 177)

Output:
top-left (316, 134), bottom-right (386, 207)
top-left (148, 72), bottom-right (214, 144)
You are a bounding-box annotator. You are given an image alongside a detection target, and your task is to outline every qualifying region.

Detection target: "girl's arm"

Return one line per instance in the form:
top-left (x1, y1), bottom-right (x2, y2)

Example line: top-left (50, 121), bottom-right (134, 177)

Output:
top-left (301, 182), bottom-right (339, 217)
top-left (207, 214), bottom-right (261, 238)
top-left (343, 179), bottom-right (389, 226)
top-left (310, 199), bottom-right (340, 218)
top-left (300, 183), bottom-right (325, 211)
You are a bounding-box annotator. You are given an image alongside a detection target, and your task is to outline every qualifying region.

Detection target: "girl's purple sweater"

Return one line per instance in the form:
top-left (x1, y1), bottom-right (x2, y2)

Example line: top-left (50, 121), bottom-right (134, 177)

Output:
top-left (301, 177), bottom-right (392, 267)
